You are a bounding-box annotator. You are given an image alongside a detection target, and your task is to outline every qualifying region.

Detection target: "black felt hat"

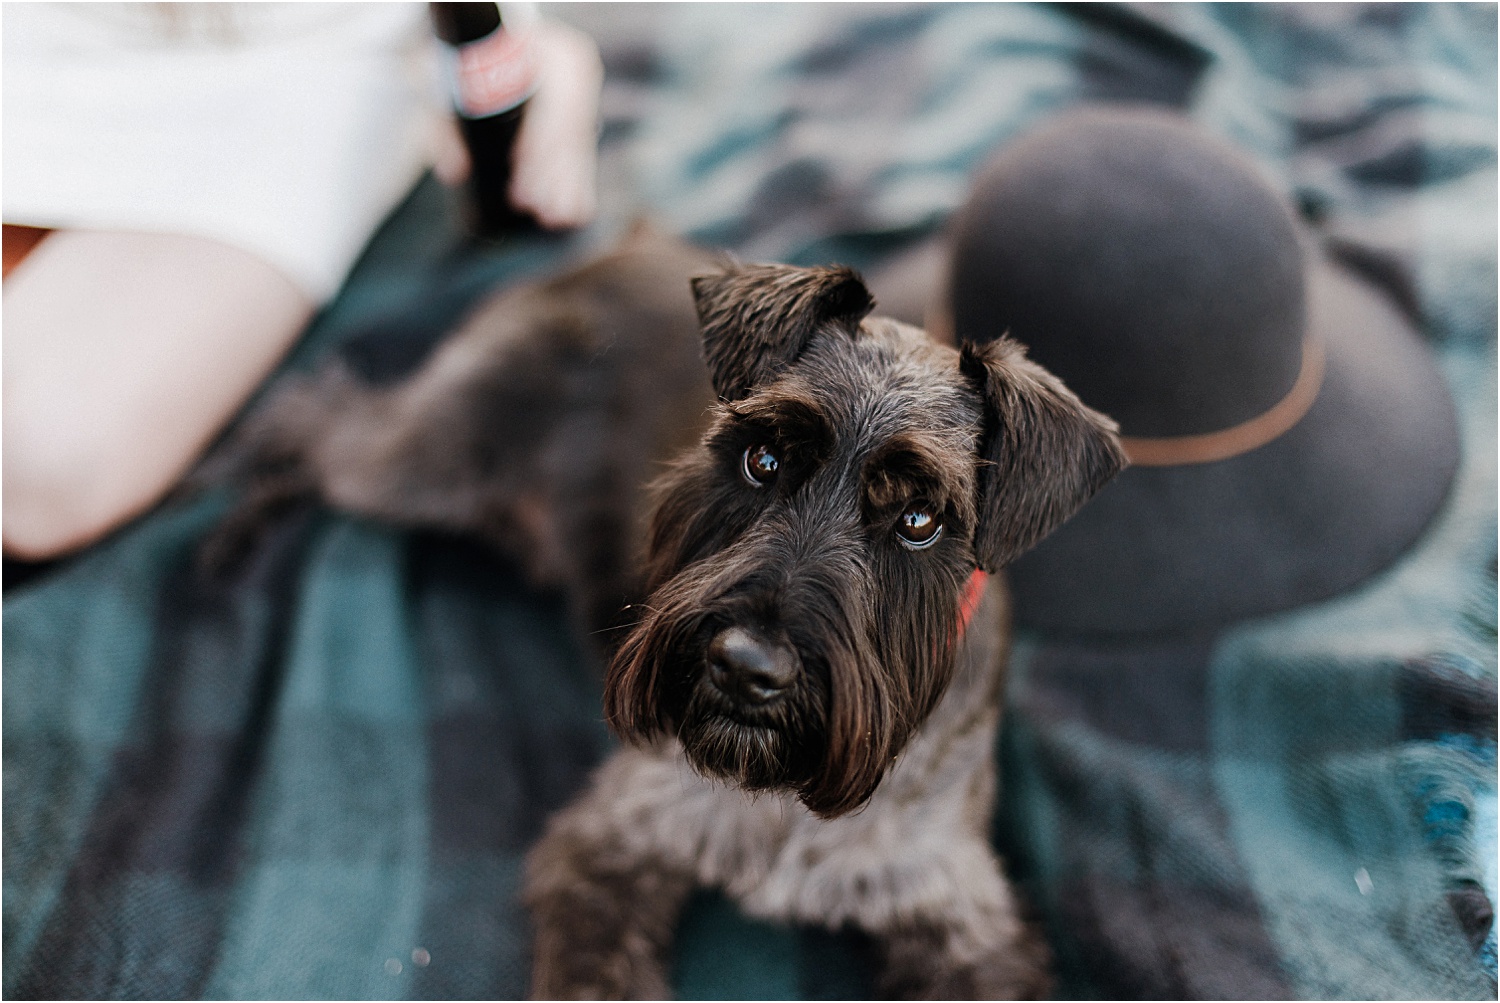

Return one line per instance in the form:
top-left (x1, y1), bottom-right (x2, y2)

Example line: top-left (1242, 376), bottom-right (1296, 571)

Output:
top-left (948, 107), bottom-right (1459, 637)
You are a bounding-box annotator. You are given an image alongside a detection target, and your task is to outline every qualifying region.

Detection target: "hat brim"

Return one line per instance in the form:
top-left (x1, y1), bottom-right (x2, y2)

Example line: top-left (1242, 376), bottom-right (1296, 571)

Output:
top-left (1006, 255), bottom-right (1460, 637)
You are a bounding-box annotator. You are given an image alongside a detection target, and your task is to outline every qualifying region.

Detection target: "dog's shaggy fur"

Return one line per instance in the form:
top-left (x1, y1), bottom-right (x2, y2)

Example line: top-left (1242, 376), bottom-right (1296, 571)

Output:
top-left (213, 227), bottom-right (1126, 999)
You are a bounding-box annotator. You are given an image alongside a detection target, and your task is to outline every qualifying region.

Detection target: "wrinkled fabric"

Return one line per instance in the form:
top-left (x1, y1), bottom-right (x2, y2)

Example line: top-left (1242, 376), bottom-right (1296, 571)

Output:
top-left (4, 4), bottom-right (1494, 998)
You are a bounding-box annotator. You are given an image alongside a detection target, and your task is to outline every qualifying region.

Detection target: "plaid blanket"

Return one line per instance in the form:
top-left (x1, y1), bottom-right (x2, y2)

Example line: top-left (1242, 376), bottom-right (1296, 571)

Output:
top-left (5, 3), bottom-right (1495, 998)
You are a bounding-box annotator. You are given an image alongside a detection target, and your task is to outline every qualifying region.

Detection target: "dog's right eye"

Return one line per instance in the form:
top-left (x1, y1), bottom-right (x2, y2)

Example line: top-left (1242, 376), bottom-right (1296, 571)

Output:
top-left (741, 444), bottom-right (780, 487)
top-left (895, 506), bottom-right (943, 549)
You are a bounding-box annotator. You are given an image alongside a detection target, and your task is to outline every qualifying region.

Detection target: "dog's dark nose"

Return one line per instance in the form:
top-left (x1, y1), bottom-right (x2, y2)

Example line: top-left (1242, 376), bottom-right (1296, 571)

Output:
top-left (707, 627), bottom-right (798, 704)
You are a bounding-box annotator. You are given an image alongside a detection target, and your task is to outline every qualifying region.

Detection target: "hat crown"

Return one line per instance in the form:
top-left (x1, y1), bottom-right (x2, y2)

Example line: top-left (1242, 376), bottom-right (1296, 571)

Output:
top-left (952, 110), bottom-right (1306, 438)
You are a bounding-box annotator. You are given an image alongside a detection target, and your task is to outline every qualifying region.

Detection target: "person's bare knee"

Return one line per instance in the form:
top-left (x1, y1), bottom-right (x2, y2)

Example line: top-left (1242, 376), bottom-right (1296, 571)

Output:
top-left (2, 421), bottom-right (143, 559)
top-left (3, 229), bottom-right (313, 559)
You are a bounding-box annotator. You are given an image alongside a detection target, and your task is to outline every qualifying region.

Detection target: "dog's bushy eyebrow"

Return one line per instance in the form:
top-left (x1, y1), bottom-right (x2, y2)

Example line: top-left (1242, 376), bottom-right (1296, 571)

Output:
top-left (721, 388), bottom-right (834, 454)
top-left (861, 431), bottom-right (974, 519)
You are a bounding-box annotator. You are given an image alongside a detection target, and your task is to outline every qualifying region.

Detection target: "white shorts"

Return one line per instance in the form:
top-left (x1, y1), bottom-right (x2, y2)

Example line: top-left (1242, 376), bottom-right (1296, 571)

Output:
top-left (3, 3), bottom-right (443, 302)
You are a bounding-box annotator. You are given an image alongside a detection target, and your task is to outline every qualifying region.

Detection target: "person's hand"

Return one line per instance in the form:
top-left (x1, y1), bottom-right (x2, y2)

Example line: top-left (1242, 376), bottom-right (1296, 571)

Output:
top-left (433, 18), bottom-right (603, 231)
top-left (509, 19), bottom-right (603, 229)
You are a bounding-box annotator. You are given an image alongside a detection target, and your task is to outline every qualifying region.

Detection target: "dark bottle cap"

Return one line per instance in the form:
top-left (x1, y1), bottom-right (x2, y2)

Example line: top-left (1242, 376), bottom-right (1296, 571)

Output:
top-left (430, 2), bottom-right (501, 46)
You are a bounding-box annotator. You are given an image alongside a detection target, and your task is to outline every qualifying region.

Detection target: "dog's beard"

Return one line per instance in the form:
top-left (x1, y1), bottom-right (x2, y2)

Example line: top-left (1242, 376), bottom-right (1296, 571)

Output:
top-left (605, 542), bottom-right (962, 817)
top-left (674, 664), bottom-right (828, 793)
top-left (606, 580), bottom-right (836, 797)
top-left (610, 598), bottom-right (903, 816)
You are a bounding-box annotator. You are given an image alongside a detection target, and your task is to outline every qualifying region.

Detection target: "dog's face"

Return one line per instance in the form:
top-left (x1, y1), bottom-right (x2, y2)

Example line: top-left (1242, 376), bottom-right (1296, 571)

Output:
top-left (605, 262), bottom-right (1126, 817)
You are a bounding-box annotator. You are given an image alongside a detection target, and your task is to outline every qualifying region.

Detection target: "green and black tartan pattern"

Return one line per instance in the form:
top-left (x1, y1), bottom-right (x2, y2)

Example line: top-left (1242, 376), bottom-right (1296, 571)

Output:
top-left (4, 4), bottom-right (1495, 998)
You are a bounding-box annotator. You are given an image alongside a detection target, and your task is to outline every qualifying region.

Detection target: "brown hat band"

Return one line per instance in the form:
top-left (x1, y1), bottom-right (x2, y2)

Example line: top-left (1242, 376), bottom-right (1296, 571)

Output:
top-left (1119, 335), bottom-right (1327, 467)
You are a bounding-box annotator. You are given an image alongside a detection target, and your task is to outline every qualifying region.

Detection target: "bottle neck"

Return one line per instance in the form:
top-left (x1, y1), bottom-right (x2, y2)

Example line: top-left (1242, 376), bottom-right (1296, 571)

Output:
top-left (440, 16), bottom-right (536, 120)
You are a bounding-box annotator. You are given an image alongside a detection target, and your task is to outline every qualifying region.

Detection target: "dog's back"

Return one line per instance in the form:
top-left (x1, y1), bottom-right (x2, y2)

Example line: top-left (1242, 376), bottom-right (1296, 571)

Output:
top-left (207, 227), bottom-right (721, 638)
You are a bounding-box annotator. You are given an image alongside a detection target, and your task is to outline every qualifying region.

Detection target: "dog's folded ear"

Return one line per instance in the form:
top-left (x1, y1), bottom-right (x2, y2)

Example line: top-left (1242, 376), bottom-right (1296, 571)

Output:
top-left (961, 337), bottom-right (1129, 572)
top-left (692, 262), bottom-right (875, 402)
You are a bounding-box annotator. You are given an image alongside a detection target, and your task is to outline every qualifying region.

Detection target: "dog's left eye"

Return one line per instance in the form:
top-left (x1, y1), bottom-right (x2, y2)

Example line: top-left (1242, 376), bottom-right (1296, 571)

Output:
top-left (741, 444), bottom-right (780, 487)
top-left (895, 506), bottom-right (943, 549)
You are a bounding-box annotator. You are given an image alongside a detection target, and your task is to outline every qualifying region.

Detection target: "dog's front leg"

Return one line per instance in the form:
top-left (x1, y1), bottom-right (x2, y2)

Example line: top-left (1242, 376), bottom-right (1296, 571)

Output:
top-left (875, 897), bottom-right (1052, 1001)
top-left (525, 839), bottom-right (693, 999)
top-left (524, 796), bottom-right (695, 999)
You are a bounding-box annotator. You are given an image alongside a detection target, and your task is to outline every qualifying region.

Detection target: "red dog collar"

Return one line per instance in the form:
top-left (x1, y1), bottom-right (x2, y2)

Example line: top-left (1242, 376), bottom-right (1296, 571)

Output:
top-left (957, 568), bottom-right (990, 636)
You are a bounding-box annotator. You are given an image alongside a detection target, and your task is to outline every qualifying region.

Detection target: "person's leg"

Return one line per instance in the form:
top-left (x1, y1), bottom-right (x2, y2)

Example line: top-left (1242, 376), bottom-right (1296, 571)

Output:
top-left (3, 229), bottom-right (314, 559)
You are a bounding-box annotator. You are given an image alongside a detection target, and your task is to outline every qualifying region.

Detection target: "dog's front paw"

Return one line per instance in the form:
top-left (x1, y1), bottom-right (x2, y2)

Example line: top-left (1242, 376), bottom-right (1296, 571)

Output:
top-left (877, 918), bottom-right (1053, 1000)
top-left (530, 917), bottom-right (675, 1001)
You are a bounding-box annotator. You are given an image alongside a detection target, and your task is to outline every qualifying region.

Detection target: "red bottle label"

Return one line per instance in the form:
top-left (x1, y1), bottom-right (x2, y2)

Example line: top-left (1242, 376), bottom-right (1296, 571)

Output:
top-left (448, 26), bottom-right (537, 119)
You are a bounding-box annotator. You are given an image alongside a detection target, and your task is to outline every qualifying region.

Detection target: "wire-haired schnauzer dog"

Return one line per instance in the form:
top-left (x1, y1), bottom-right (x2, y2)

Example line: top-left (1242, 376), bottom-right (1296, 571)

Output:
top-left (213, 228), bottom-right (1125, 1000)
